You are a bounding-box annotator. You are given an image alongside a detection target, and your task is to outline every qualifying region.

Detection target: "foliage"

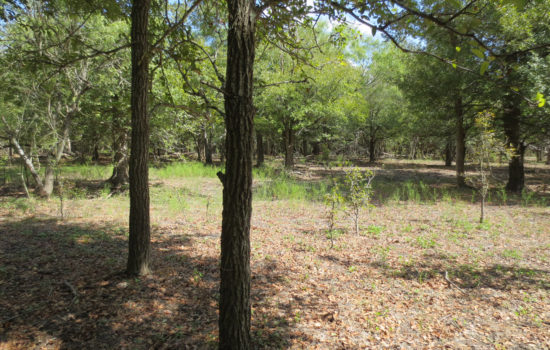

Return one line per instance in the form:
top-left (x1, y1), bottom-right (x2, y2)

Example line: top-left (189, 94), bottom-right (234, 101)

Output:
top-left (342, 167), bottom-right (375, 235)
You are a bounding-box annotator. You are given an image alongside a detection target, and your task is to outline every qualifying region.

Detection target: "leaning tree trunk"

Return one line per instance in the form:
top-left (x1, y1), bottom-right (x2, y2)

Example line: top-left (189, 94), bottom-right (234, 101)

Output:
top-left (219, 0), bottom-right (254, 347)
top-left (455, 96), bottom-right (466, 187)
top-left (256, 132), bottom-right (264, 166)
top-left (283, 122), bottom-right (294, 168)
top-left (9, 136), bottom-right (47, 196)
top-left (503, 102), bottom-right (524, 193)
top-left (127, 0), bottom-right (152, 277)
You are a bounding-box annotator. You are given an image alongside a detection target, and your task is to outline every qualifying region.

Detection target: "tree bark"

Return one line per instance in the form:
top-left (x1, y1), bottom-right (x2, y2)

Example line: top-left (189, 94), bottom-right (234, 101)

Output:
top-left (127, 0), bottom-right (152, 277)
top-left (256, 132), bottom-right (264, 166)
top-left (455, 96), bottom-right (466, 187)
top-left (219, 0), bottom-right (254, 348)
top-left (204, 128), bottom-right (213, 165)
top-left (547, 146), bottom-right (550, 165)
top-left (368, 138), bottom-right (376, 163)
top-left (9, 136), bottom-right (46, 196)
top-left (444, 137), bottom-right (453, 167)
top-left (283, 121), bottom-right (294, 168)
top-left (109, 104), bottom-right (129, 192)
top-left (503, 102), bottom-right (524, 193)
top-left (302, 138), bottom-right (308, 156)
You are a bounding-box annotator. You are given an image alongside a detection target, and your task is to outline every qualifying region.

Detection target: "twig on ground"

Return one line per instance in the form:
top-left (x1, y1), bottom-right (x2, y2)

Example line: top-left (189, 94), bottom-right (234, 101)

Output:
top-left (444, 270), bottom-right (467, 295)
top-left (63, 280), bottom-right (79, 303)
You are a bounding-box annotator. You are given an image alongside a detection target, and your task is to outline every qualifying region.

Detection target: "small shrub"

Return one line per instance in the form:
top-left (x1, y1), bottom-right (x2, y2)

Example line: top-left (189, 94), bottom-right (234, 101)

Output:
top-left (342, 167), bottom-right (375, 235)
top-left (324, 185), bottom-right (344, 248)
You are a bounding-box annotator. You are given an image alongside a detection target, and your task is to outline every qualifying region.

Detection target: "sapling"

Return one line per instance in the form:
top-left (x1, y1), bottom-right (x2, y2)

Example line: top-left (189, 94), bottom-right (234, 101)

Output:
top-left (324, 185), bottom-right (344, 249)
top-left (343, 167), bottom-right (375, 235)
top-left (470, 111), bottom-right (509, 223)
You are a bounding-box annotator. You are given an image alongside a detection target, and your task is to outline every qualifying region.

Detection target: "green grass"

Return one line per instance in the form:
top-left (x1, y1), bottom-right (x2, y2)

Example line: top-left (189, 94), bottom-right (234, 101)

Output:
top-left (59, 164), bottom-right (111, 180)
top-left (151, 162), bottom-right (222, 179)
top-left (254, 177), bottom-right (329, 201)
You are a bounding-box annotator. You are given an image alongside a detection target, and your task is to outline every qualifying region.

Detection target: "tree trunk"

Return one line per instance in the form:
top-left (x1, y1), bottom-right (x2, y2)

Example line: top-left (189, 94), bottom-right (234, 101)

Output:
top-left (195, 135), bottom-right (204, 162)
top-left (547, 147), bottom-right (550, 165)
top-left (205, 128), bottom-right (213, 165)
top-left (9, 136), bottom-right (47, 196)
top-left (312, 142), bottom-right (320, 155)
top-left (455, 96), bottom-right (466, 187)
top-left (127, 0), bottom-right (152, 277)
top-left (503, 103), bottom-right (524, 193)
top-left (535, 148), bottom-right (542, 162)
top-left (302, 138), bottom-right (308, 156)
top-left (109, 108), bottom-right (129, 192)
top-left (369, 138), bottom-right (376, 163)
top-left (92, 144), bottom-right (100, 162)
top-left (444, 137), bottom-right (453, 167)
top-left (283, 122), bottom-right (294, 168)
top-left (219, 0), bottom-right (254, 347)
top-left (256, 132), bottom-right (264, 166)
top-left (219, 143), bottom-right (225, 164)
top-left (409, 137), bottom-right (418, 159)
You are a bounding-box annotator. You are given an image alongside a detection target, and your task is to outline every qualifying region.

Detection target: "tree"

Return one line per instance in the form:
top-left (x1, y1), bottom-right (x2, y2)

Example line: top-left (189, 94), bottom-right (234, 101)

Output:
top-left (218, 0), bottom-right (255, 347)
top-left (126, 0), bottom-right (152, 276)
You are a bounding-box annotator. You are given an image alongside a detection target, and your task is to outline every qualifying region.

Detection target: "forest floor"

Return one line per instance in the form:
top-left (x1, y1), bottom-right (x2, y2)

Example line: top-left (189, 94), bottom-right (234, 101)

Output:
top-left (0, 158), bottom-right (549, 349)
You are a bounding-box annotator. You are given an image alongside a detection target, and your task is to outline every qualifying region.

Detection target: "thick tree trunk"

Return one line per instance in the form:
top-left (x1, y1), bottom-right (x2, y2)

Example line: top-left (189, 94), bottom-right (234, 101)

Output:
top-left (503, 103), bottom-right (524, 193)
top-left (127, 0), bottom-right (152, 277)
top-left (455, 97), bottom-right (466, 187)
top-left (256, 132), bottom-right (264, 166)
top-left (219, 0), bottom-right (254, 347)
top-left (283, 122), bottom-right (294, 168)
top-left (368, 138), bottom-right (376, 163)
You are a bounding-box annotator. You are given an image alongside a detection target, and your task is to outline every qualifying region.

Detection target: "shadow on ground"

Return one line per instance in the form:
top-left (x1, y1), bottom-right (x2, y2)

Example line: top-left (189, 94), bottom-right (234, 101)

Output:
top-left (0, 217), bottom-right (301, 349)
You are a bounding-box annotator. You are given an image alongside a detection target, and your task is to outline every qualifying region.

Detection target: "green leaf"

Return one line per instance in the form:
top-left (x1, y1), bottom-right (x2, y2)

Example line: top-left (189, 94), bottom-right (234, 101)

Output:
top-left (480, 61), bottom-right (489, 75)
top-left (471, 48), bottom-right (485, 59)
top-left (536, 92), bottom-right (546, 107)
top-left (455, 46), bottom-right (461, 52)
top-left (510, 0), bottom-right (527, 10)
top-left (371, 27), bottom-right (377, 37)
top-left (452, 63), bottom-right (457, 69)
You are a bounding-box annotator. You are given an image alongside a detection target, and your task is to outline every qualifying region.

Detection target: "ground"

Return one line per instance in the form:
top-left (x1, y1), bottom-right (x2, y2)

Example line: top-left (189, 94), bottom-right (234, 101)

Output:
top-left (0, 159), bottom-right (549, 349)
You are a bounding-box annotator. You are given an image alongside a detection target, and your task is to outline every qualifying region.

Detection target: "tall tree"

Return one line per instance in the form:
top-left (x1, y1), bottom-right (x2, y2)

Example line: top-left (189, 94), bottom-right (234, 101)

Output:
top-left (218, 0), bottom-right (255, 347)
top-left (126, 0), bottom-right (152, 276)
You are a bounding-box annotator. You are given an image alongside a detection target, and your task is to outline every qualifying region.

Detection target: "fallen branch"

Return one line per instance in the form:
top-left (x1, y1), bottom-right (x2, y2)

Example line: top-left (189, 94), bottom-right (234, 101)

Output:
top-left (63, 280), bottom-right (79, 303)
top-left (444, 270), bottom-right (467, 295)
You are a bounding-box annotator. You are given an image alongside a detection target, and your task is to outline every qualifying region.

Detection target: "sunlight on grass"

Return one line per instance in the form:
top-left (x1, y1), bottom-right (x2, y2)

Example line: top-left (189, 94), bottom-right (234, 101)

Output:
top-left (151, 162), bottom-right (222, 179)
